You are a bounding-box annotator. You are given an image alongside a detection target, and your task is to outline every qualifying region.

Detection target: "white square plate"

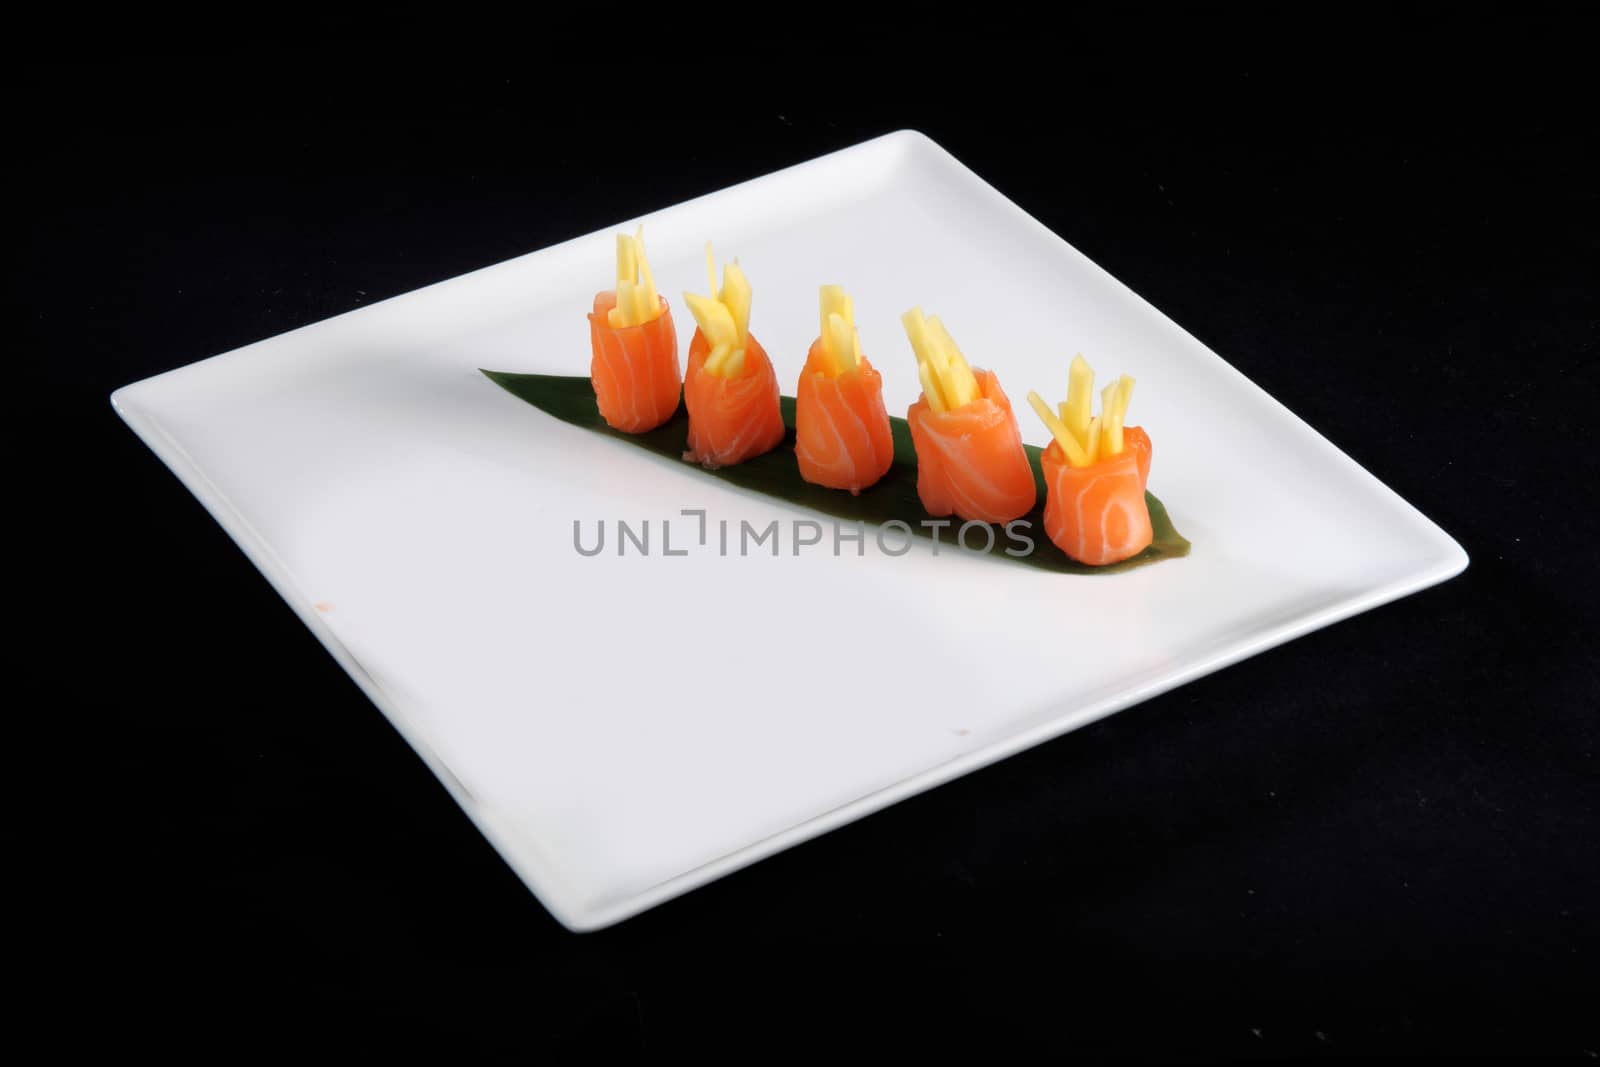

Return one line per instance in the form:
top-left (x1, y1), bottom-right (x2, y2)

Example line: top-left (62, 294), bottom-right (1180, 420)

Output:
top-left (113, 131), bottom-right (1466, 930)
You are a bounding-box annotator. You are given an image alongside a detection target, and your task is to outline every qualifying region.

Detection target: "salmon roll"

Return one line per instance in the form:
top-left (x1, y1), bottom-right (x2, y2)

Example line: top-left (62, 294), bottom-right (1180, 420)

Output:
top-left (589, 229), bottom-right (680, 433)
top-left (1027, 357), bottom-right (1153, 566)
top-left (680, 247), bottom-right (785, 468)
top-left (901, 308), bottom-right (1037, 524)
top-left (794, 285), bottom-right (895, 493)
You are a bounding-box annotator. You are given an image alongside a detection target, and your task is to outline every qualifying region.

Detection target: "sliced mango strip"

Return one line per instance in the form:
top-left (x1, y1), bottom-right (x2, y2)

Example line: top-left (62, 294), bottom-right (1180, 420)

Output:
top-left (1027, 390), bottom-right (1091, 466)
top-left (721, 260), bottom-right (752, 346)
top-left (1029, 357), bottom-right (1137, 468)
top-left (817, 285), bottom-right (862, 377)
top-left (1066, 355), bottom-right (1094, 450)
top-left (917, 359), bottom-right (947, 414)
top-left (683, 245), bottom-right (752, 378)
top-left (606, 227), bottom-right (664, 328)
top-left (902, 306), bottom-right (980, 411)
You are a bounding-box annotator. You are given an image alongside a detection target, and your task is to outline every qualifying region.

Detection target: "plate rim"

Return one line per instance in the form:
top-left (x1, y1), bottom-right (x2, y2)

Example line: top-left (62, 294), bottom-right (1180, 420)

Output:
top-left (111, 128), bottom-right (1469, 930)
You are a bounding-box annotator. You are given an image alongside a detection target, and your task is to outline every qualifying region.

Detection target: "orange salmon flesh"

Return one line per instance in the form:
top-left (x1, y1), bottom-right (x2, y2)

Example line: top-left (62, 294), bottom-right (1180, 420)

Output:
top-left (906, 367), bottom-right (1037, 524)
top-left (682, 329), bottom-right (786, 468)
top-left (1040, 426), bottom-right (1154, 566)
top-left (794, 339), bottom-right (895, 493)
top-left (589, 291), bottom-right (681, 433)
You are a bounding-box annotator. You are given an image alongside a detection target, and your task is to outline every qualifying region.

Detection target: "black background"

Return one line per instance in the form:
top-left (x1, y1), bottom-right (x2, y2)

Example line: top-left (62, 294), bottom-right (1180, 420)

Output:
top-left (21, 20), bottom-right (1598, 1060)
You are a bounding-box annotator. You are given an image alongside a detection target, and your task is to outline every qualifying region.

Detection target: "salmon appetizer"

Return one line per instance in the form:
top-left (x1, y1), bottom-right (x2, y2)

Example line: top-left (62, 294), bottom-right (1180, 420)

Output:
top-left (901, 308), bottom-right (1037, 524)
top-left (589, 229), bottom-right (681, 433)
top-left (1027, 357), bottom-right (1153, 566)
top-left (680, 247), bottom-right (785, 468)
top-left (794, 285), bottom-right (895, 493)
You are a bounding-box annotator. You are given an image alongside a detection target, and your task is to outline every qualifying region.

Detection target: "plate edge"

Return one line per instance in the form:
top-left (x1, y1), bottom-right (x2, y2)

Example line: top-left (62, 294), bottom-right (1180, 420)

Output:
top-left (109, 391), bottom-right (598, 931)
top-left (105, 128), bottom-right (1475, 931)
top-left (889, 130), bottom-right (1473, 571)
top-left (569, 540), bottom-right (1472, 929)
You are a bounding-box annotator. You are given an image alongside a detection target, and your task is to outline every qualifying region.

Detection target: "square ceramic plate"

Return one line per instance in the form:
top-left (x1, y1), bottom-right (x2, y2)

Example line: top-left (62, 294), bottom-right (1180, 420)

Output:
top-left (113, 131), bottom-right (1467, 930)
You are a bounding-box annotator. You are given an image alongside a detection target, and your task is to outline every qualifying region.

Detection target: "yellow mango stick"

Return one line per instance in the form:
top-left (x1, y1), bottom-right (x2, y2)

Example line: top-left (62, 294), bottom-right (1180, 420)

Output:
top-left (636, 283), bottom-right (647, 323)
top-left (826, 312), bottom-right (857, 376)
top-left (607, 230), bottom-right (664, 328)
top-left (685, 248), bottom-right (754, 378)
top-left (683, 291), bottom-right (741, 376)
top-left (721, 261), bottom-right (752, 345)
top-left (1028, 390), bottom-right (1091, 466)
top-left (820, 286), bottom-right (859, 375)
top-left (1066, 355), bottom-right (1094, 449)
top-left (918, 361), bottom-right (947, 413)
top-left (902, 308), bottom-right (943, 405)
top-left (613, 280), bottom-right (638, 329)
top-left (820, 286), bottom-right (848, 343)
top-left (926, 316), bottom-right (979, 409)
top-left (634, 227), bottom-right (658, 316)
top-left (616, 233), bottom-right (637, 287)
top-left (1103, 376), bottom-right (1137, 456)
top-left (922, 315), bottom-right (955, 376)
top-left (912, 311), bottom-right (951, 378)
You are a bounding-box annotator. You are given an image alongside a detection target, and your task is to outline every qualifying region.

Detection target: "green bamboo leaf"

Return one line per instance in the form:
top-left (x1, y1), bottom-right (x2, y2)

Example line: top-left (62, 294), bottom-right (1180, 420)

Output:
top-left (481, 371), bottom-right (1190, 574)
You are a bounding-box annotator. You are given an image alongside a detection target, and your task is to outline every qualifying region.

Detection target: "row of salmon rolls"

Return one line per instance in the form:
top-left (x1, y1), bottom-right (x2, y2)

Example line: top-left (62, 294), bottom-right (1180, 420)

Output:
top-left (588, 231), bottom-right (1155, 566)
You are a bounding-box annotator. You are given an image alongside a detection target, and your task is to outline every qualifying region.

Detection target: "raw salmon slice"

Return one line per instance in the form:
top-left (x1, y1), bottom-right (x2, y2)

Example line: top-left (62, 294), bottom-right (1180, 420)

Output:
top-left (795, 339), bottom-right (894, 493)
top-left (1040, 426), bottom-right (1153, 566)
top-left (589, 291), bottom-right (681, 434)
top-left (683, 329), bottom-right (785, 468)
top-left (906, 367), bottom-right (1037, 524)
